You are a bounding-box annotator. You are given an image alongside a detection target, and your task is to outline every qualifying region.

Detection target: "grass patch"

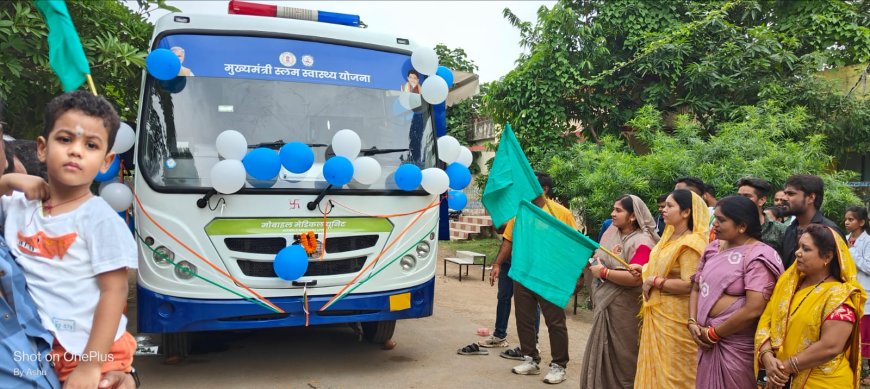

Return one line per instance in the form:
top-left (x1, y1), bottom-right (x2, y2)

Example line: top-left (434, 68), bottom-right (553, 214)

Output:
top-left (440, 238), bottom-right (500, 265)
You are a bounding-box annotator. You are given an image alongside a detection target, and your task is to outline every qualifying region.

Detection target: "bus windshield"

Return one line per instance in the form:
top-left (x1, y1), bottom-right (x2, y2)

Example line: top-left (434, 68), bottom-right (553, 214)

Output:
top-left (138, 34), bottom-right (436, 192)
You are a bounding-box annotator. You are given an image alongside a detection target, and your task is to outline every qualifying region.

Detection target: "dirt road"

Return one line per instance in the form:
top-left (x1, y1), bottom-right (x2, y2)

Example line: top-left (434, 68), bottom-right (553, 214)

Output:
top-left (131, 246), bottom-right (594, 388)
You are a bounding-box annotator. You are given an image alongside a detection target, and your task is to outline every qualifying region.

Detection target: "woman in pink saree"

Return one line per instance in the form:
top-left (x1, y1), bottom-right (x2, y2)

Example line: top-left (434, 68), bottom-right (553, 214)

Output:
top-left (689, 196), bottom-right (784, 388)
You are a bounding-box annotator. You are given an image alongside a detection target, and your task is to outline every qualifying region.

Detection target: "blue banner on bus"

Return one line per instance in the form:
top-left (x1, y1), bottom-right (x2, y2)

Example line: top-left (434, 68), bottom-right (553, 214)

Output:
top-left (157, 35), bottom-right (413, 90)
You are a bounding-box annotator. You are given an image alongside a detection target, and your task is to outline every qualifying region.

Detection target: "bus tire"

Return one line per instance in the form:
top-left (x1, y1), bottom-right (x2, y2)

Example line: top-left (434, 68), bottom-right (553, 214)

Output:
top-left (361, 320), bottom-right (396, 344)
top-left (161, 332), bottom-right (191, 363)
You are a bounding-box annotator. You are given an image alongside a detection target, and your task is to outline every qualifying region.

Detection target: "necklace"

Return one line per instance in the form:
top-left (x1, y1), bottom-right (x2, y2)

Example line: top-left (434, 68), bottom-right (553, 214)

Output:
top-left (43, 191), bottom-right (92, 215)
top-left (790, 275), bottom-right (831, 316)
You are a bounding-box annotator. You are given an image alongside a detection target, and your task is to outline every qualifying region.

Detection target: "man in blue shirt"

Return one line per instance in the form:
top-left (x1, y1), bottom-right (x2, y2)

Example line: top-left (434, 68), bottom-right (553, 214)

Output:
top-left (0, 102), bottom-right (134, 389)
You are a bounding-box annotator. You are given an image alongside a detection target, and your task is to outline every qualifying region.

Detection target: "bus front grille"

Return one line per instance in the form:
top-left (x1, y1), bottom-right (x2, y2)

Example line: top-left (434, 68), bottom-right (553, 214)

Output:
top-left (324, 235), bottom-right (379, 253)
top-left (237, 256), bottom-right (367, 278)
top-left (225, 237), bottom-right (287, 254)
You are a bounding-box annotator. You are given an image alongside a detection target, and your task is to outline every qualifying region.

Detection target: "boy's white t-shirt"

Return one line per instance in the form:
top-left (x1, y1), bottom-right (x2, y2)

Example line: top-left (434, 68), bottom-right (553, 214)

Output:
top-left (1, 192), bottom-right (138, 355)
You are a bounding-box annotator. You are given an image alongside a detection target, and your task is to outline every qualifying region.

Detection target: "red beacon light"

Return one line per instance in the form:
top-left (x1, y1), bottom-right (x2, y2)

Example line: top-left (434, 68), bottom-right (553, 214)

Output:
top-left (228, 0), bottom-right (363, 28)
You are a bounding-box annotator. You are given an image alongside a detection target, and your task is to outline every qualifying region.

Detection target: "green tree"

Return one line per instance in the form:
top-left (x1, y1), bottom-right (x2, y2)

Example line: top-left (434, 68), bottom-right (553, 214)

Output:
top-left (0, 0), bottom-right (178, 139)
top-left (485, 0), bottom-right (870, 166)
top-left (435, 43), bottom-right (479, 146)
top-left (550, 104), bottom-right (861, 234)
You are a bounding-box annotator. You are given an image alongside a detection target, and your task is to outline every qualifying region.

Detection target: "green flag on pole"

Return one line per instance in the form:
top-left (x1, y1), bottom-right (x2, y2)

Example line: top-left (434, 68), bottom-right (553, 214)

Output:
top-left (35, 0), bottom-right (90, 92)
top-left (480, 123), bottom-right (543, 229)
top-left (508, 199), bottom-right (598, 307)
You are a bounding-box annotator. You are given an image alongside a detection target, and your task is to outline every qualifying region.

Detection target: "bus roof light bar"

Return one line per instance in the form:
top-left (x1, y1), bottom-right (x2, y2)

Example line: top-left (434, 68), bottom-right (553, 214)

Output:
top-left (228, 0), bottom-right (363, 28)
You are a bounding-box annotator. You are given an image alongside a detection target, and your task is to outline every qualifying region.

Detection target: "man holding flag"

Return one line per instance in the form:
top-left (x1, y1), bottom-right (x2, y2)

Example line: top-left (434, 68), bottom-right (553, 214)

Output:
top-left (489, 172), bottom-right (577, 384)
top-left (482, 124), bottom-right (597, 385)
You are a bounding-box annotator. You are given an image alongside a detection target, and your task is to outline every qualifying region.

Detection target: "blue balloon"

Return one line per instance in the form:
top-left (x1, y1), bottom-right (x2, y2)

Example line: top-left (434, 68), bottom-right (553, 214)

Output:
top-left (323, 156), bottom-right (354, 186)
top-left (436, 66), bottom-right (454, 88)
top-left (279, 142), bottom-right (315, 174)
top-left (242, 147), bottom-right (281, 180)
top-left (394, 164), bottom-right (422, 191)
top-left (445, 163), bottom-right (471, 190)
top-left (433, 102), bottom-right (446, 114)
top-left (95, 155), bottom-right (121, 182)
top-left (158, 76), bottom-right (187, 93)
top-left (273, 245), bottom-right (309, 281)
top-left (434, 111), bottom-right (447, 137)
top-left (146, 48), bottom-right (182, 81)
top-left (447, 190), bottom-right (467, 210)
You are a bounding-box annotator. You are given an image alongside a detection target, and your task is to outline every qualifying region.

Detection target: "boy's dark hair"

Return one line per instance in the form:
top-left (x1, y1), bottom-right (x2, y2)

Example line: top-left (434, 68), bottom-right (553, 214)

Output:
top-left (657, 194), bottom-right (668, 203)
top-left (704, 184), bottom-right (716, 198)
top-left (535, 171), bottom-right (553, 191)
top-left (736, 177), bottom-right (772, 198)
top-left (784, 174), bottom-right (824, 210)
top-left (675, 176), bottom-right (705, 196)
top-left (43, 91), bottom-right (120, 151)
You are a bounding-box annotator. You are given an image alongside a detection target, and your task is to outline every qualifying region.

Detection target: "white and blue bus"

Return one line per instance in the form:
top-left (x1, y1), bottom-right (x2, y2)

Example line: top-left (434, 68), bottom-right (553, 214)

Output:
top-left (134, 4), bottom-right (442, 356)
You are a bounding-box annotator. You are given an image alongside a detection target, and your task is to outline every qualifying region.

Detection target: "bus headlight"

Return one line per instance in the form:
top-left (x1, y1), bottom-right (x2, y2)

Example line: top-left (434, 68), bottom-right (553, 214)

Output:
top-left (153, 246), bottom-right (174, 265)
top-left (415, 241), bottom-right (431, 258)
top-left (175, 261), bottom-right (197, 280)
top-left (400, 255), bottom-right (417, 272)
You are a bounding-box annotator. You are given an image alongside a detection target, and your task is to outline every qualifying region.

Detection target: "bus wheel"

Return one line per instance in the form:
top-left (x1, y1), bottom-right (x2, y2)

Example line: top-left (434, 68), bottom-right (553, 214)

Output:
top-left (161, 332), bottom-right (191, 364)
top-left (361, 320), bottom-right (396, 344)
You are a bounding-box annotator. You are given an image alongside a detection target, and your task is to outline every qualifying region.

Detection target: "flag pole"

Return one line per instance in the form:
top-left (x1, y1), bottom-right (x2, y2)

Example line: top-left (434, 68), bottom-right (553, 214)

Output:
top-left (86, 74), bottom-right (97, 96)
top-left (598, 246), bottom-right (631, 269)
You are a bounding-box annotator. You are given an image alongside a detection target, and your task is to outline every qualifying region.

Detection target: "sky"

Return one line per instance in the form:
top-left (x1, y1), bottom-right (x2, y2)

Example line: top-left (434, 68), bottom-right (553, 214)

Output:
top-left (131, 1), bottom-right (556, 83)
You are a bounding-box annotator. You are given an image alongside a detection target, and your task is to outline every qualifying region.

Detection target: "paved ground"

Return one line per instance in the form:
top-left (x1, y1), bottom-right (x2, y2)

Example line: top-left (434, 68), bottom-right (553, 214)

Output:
top-left (129, 245), bottom-right (594, 388)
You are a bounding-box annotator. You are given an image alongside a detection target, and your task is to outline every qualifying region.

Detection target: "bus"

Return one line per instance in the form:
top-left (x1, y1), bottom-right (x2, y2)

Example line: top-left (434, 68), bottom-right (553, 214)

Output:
top-left (134, 4), bottom-right (440, 357)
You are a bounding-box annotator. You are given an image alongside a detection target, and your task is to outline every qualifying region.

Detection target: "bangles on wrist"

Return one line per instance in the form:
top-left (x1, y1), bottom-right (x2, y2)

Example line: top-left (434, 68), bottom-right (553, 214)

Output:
top-left (706, 326), bottom-right (721, 343)
top-left (789, 356), bottom-right (800, 373)
top-left (600, 268), bottom-right (609, 280)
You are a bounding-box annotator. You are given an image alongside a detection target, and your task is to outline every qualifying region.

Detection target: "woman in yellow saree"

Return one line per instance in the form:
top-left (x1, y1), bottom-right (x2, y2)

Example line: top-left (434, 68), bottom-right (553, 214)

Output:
top-left (633, 189), bottom-right (709, 389)
top-left (755, 224), bottom-right (867, 388)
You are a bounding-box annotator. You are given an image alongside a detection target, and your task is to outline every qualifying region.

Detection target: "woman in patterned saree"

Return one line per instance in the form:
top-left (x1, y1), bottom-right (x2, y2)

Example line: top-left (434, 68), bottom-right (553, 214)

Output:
top-left (689, 196), bottom-right (784, 388)
top-left (756, 224), bottom-right (867, 388)
top-left (580, 195), bottom-right (660, 389)
top-left (633, 189), bottom-right (709, 389)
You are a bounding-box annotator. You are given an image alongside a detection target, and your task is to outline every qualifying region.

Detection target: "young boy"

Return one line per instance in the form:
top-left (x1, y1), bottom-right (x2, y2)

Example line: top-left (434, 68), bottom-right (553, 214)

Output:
top-left (0, 91), bottom-right (138, 388)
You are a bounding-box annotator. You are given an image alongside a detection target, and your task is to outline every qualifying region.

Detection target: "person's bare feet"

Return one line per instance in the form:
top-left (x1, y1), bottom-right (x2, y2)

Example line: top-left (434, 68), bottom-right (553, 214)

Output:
top-left (382, 339), bottom-right (396, 350)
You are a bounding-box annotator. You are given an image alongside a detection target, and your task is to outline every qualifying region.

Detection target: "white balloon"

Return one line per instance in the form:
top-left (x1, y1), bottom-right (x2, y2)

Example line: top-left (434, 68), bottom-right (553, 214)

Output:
top-left (352, 157), bottom-right (382, 185)
top-left (112, 123), bottom-right (135, 153)
top-left (437, 135), bottom-right (461, 164)
top-left (421, 75), bottom-right (448, 105)
top-left (456, 146), bottom-right (473, 167)
top-left (100, 183), bottom-right (133, 212)
top-left (331, 129), bottom-right (361, 159)
top-left (210, 159), bottom-right (246, 194)
top-left (98, 177), bottom-right (121, 194)
top-left (411, 47), bottom-right (438, 76)
top-left (420, 168), bottom-right (449, 195)
top-left (215, 130), bottom-right (247, 160)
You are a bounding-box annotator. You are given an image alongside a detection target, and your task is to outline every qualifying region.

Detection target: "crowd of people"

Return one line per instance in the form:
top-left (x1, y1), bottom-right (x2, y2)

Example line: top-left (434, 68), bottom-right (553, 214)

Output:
top-left (471, 172), bottom-right (869, 388)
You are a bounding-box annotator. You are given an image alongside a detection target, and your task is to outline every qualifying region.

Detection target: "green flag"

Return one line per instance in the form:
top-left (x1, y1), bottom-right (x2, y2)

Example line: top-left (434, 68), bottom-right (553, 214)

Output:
top-left (35, 0), bottom-right (90, 92)
top-left (508, 199), bottom-right (598, 308)
top-left (481, 123), bottom-right (543, 229)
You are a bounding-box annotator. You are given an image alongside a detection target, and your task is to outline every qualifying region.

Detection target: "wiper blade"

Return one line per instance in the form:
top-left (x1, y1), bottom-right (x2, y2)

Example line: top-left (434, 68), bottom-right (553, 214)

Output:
top-left (360, 147), bottom-right (409, 156)
top-left (247, 140), bottom-right (329, 149)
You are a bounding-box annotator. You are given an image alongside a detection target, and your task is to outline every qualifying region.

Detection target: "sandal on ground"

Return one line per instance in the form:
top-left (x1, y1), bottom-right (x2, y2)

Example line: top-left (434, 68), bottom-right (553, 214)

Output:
top-left (457, 343), bottom-right (489, 355)
top-left (861, 376), bottom-right (870, 385)
top-left (499, 346), bottom-right (525, 360)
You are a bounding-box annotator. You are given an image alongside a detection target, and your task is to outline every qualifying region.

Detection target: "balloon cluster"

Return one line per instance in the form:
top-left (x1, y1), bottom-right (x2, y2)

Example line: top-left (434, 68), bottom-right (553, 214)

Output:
top-left (96, 123), bottom-right (136, 212)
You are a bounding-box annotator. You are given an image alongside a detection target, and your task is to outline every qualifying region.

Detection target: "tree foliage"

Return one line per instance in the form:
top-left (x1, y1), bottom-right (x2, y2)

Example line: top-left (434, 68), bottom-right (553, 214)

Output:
top-left (485, 0), bottom-right (870, 166)
top-left (550, 104), bottom-right (861, 233)
top-left (435, 43), bottom-right (479, 145)
top-left (0, 0), bottom-right (177, 139)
